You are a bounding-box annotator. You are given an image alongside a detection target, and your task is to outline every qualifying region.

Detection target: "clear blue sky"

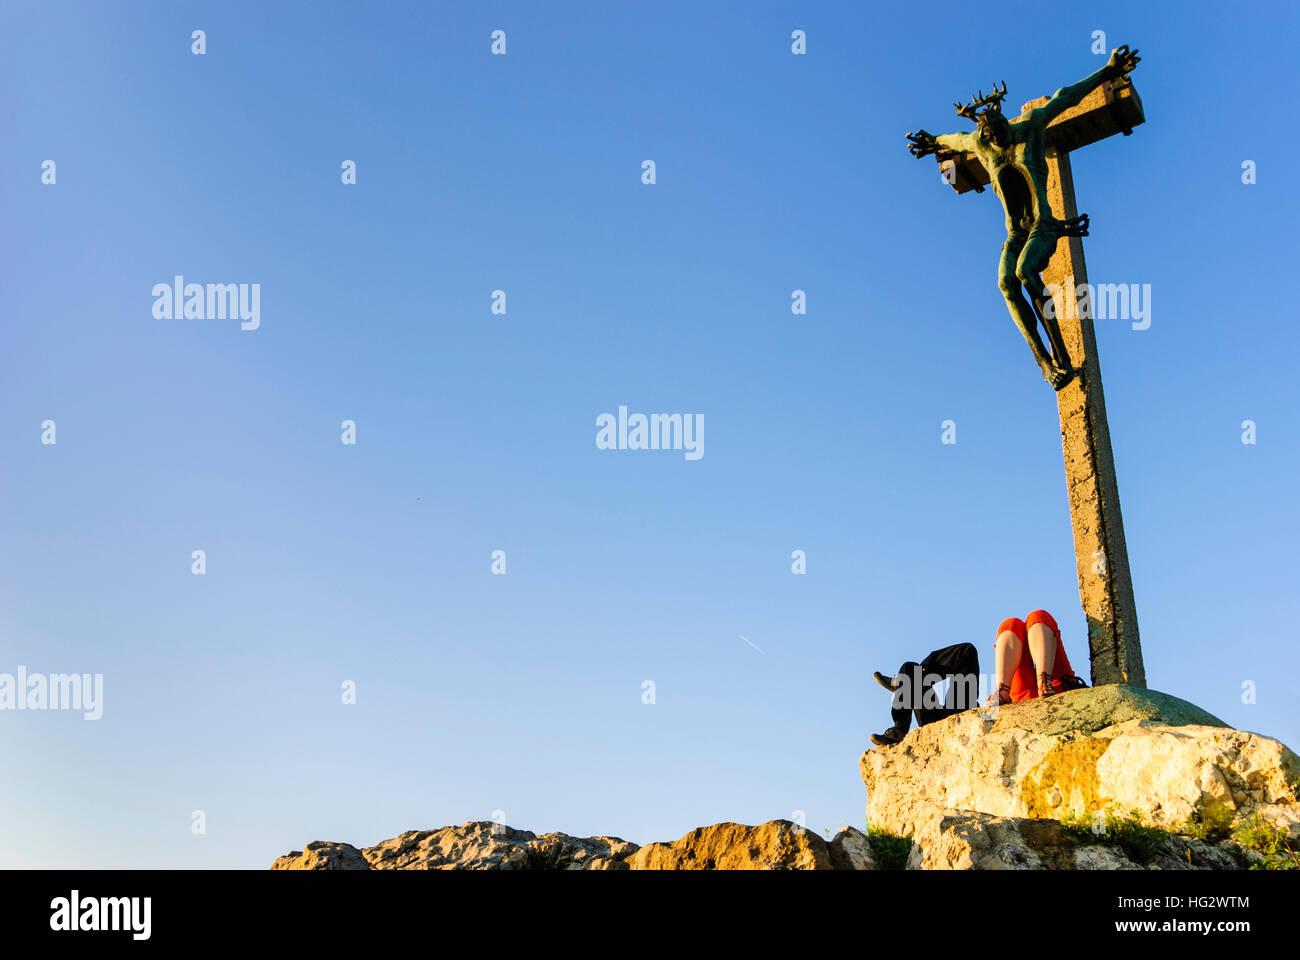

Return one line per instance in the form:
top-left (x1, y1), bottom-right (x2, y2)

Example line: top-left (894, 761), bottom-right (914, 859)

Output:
top-left (2, 1), bottom-right (1296, 868)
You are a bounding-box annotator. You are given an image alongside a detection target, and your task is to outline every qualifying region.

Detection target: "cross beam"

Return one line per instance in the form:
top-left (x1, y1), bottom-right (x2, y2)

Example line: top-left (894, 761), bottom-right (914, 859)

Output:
top-left (941, 76), bottom-right (1147, 688)
top-left (938, 77), bottom-right (1144, 194)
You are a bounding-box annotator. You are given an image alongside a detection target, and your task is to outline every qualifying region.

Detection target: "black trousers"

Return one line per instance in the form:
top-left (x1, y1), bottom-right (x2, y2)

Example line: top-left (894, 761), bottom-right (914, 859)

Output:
top-left (890, 642), bottom-right (980, 733)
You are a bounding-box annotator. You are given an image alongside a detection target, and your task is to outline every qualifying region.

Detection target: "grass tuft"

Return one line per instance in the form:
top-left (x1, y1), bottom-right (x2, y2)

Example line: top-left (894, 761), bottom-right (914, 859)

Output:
top-left (1231, 813), bottom-right (1299, 871)
top-left (864, 824), bottom-right (912, 870)
top-left (1060, 806), bottom-right (1164, 865)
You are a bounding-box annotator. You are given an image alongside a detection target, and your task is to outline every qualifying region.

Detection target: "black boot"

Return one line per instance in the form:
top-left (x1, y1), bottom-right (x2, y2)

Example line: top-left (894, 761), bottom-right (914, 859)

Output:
top-left (872, 671), bottom-right (900, 692)
top-left (870, 726), bottom-right (906, 747)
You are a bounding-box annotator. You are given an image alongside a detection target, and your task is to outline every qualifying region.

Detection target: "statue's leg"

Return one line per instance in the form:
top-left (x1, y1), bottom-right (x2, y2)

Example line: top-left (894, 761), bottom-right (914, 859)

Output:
top-left (997, 237), bottom-right (1057, 382)
top-left (1016, 233), bottom-right (1074, 379)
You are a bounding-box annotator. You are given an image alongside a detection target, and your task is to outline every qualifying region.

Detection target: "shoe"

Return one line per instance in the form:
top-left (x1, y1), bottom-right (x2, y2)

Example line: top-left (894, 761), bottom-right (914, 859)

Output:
top-left (870, 727), bottom-right (906, 747)
top-left (872, 671), bottom-right (899, 692)
top-left (983, 684), bottom-right (1012, 708)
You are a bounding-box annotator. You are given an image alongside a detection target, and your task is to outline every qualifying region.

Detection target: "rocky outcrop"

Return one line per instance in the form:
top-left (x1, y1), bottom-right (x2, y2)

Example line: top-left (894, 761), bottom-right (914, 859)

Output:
top-left (626, 821), bottom-right (856, 870)
top-left (859, 684), bottom-right (1300, 869)
top-left (273, 687), bottom-right (1297, 871)
top-left (273, 821), bottom-right (639, 871)
top-left (827, 826), bottom-right (877, 870)
top-left (904, 808), bottom-right (1259, 870)
top-left (861, 685), bottom-right (1299, 834)
top-left (272, 841), bottom-right (371, 871)
top-left (273, 820), bottom-right (876, 871)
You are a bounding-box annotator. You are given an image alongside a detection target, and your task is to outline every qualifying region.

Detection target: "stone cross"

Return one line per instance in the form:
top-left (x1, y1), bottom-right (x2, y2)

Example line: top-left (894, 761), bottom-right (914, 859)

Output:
top-left (939, 77), bottom-right (1147, 687)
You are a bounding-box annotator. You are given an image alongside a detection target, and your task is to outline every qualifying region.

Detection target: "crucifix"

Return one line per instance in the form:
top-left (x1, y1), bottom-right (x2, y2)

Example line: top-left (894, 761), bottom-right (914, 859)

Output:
top-left (905, 46), bottom-right (1147, 688)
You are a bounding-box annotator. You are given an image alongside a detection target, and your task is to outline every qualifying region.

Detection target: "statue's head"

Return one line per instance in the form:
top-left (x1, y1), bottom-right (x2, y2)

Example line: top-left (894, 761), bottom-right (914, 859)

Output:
top-left (955, 82), bottom-right (1010, 143)
top-left (976, 108), bottom-right (1012, 147)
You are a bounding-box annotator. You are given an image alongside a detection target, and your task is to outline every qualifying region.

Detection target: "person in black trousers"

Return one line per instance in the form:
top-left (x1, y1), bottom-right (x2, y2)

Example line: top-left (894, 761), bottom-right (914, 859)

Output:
top-left (869, 642), bottom-right (980, 747)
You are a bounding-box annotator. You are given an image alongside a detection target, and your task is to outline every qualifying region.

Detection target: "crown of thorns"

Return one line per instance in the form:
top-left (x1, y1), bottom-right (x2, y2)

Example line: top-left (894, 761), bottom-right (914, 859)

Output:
top-left (955, 81), bottom-right (1008, 120)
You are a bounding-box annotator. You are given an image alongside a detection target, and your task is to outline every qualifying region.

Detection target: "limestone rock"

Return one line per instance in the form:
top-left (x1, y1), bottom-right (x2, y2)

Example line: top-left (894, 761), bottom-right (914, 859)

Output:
top-left (273, 822), bottom-right (638, 871)
top-left (271, 686), bottom-right (1296, 872)
top-left (904, 807), bottom-right (1258, 871)
top-left (861, 685), bottom-right (1300, 838)
top-left (273, 819), bottom-right (882, 871)
top-left (361, 821), bottom-right (639, 871)
top-left (271, 841), bottom-right (371, 871)
top-left (827, 826), bottom-right (876, 870)
top-left (527, 830), bottom-right (641, 870)
top-left (625, 820), bottom-right (835, 870)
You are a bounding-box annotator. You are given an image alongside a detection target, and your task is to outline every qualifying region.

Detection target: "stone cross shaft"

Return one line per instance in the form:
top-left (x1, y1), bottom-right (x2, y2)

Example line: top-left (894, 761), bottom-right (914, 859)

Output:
top-left (941, 77), bottom-right (1147, 687)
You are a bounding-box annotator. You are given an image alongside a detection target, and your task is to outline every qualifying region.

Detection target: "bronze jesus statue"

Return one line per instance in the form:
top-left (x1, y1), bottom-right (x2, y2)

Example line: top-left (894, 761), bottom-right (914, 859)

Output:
top-left (906, 46), bottom-right (1141, 389)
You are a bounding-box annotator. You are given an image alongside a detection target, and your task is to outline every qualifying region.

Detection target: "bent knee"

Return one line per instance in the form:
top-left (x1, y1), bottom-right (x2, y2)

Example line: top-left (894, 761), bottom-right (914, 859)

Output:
top-left (996, 617), bottom-right (1027, 644)
top-left (1025, 609), bottom-right (1059, 636)
top-left (1015, 267), bottom-right (1042, 288)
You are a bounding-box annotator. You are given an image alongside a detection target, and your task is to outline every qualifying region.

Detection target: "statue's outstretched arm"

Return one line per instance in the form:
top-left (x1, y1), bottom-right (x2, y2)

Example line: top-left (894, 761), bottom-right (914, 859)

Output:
top-left (907, 129), bottom-right (975, 158)
top-left (1036, 46), bottom-right (1140, 125)
top-left (935, 132), bottom-right (976, 154)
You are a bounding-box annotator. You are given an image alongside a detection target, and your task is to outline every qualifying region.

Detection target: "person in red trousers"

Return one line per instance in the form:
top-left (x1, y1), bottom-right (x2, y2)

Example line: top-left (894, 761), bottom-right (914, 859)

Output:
top-left (985, 609), bottom-right (1084, 705)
